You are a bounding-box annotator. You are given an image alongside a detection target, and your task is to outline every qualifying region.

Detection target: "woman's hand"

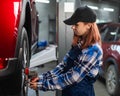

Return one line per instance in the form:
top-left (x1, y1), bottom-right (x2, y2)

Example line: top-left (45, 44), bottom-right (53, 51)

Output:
top-left (29, 77), bottom-right (39, 90)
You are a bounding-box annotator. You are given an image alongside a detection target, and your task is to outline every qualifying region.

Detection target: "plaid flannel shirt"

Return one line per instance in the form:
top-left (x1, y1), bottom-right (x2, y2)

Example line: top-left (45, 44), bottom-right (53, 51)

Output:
top-left (37, 43), bottom-right (103, 91)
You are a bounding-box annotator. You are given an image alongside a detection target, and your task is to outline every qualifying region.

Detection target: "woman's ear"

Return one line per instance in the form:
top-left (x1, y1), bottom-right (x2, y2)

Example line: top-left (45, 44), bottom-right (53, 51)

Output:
top-left (87, 23), bottom-right (92, 29)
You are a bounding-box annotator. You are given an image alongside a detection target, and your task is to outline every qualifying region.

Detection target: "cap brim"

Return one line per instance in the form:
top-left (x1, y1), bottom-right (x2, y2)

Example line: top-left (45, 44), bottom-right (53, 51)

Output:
top-left (63, 18), bottom-right (77, 25)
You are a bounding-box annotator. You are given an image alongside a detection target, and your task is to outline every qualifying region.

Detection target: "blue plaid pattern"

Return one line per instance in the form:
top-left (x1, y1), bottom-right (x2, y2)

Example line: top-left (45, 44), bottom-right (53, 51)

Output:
top-left (38, 43), bottom-right (103, 91)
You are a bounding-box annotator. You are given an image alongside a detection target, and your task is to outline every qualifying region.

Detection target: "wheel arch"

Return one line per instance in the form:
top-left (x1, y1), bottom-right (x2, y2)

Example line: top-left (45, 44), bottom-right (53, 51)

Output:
top-left (105, 57), bottom-right (119, 76)
top-left (24, 2), bottom-right (32, 58)
top-left (15, 0), bottom-right (32, 58)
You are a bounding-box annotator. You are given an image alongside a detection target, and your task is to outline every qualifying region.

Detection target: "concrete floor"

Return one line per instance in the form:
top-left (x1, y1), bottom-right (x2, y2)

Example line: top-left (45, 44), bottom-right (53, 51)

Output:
top-left (28, 62), bottom-right (110, 96)
top-left (95, 80), bottom-right (110, 96)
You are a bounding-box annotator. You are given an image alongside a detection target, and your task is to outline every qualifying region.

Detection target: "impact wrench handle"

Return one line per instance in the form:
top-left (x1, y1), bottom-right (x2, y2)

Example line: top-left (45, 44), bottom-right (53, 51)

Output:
top-left (27, 69), bottom-right (40, 96)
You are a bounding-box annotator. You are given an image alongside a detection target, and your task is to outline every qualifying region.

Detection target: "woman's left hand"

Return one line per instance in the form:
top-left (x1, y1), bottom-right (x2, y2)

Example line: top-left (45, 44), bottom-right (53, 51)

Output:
top-left (29, 77), bottom-right (39, 90)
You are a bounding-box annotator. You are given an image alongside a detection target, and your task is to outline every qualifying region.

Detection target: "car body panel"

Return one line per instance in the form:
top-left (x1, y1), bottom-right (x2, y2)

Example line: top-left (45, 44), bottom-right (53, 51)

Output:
top-left (0, 0), bottom-right (21, 57)
top-left (0, 0), bottom-right (39, 58)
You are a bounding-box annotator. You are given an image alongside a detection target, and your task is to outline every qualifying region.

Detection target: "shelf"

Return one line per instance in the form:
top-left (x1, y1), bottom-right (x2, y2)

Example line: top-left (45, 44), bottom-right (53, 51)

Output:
top-left (48, 16), bottom-right (56, 44)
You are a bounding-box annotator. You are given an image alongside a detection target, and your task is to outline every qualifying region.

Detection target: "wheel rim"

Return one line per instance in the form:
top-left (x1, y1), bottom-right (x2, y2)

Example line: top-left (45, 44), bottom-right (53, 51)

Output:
top-left (23, 39), bottom-right (27, 67)
top-left (106, 66), bottom-right (117, 94)
top-left (22, 39), bottom-right (29, 96)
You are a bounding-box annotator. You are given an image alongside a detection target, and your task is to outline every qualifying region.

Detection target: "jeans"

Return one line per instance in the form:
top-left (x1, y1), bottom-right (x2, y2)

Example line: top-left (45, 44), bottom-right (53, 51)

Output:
top-left (62, 75), bottom-right (98, 96)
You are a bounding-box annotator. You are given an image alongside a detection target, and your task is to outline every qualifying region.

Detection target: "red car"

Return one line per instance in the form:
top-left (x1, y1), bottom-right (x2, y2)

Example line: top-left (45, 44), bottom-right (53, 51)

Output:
top-left (98, 22), bottom-right (120, 96)
top-left (0, 0), bottom-right (39, 95)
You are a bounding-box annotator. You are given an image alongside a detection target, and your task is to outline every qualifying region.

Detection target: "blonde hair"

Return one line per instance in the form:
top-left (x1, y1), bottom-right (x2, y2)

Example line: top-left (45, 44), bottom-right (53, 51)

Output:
top-left (72, 23), bottom-right (101, 49)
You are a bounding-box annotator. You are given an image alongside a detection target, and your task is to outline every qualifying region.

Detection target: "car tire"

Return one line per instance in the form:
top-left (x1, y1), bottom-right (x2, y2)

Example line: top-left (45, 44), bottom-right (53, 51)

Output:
top-left (106, 64), bottom-right (120, 96)
top-left (9, 27), bottom-right (30, 96)
top-left (18, 27), bottom-right (30, 96)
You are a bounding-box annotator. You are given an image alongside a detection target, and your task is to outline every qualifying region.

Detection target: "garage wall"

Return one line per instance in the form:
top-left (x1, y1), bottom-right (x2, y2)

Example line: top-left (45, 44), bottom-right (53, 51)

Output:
top-left (58, 0), bottom-right (76, 62)
top-left (36, 0), bottom-right (56, 43)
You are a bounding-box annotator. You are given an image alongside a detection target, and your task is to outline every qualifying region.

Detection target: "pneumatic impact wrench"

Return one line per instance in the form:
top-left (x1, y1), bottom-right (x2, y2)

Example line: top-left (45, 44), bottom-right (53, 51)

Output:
top-left (25, 68), bottom-right (40, 96)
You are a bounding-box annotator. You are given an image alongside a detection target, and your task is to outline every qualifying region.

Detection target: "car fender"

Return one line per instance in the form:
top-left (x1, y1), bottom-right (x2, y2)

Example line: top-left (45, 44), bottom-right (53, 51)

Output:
top-left (104, 57), bottom-right (119, 76)
top-left (0, 0), bottom-right (22, 57)
top-left (0, 0), bottom-right (31, 58)
top-left (15, 0), bottom-right (32, 58)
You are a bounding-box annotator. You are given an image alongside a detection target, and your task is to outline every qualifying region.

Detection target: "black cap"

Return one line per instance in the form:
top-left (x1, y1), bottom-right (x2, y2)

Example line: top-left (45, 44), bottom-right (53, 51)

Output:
top-left (64, 6), bottom-right (96, 25)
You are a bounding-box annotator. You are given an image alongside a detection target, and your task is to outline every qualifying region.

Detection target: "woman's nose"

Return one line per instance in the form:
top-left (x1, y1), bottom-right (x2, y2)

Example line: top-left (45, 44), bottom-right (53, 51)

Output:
top-left (71, 25), bottom-right (75, 29)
